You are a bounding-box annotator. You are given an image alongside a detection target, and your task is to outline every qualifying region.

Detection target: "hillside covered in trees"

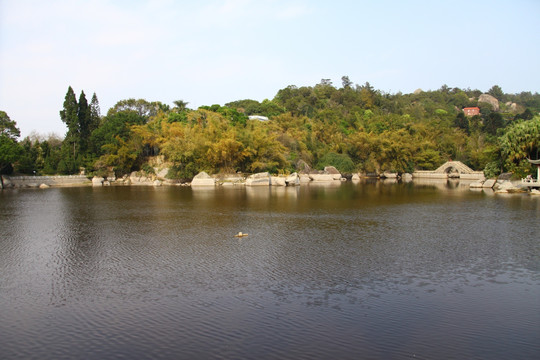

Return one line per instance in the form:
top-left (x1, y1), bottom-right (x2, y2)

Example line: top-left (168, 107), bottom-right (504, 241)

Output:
top-left (2, 77), bottom-right (540, 181)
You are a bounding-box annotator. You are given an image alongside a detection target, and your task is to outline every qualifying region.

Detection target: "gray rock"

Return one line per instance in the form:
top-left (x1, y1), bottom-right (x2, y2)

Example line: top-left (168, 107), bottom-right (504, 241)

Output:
top-left (324, 166), bottom-right (340, 174)
top-left (270, 176), bottom-right (286, 186)
top-left (246, 172), bottom-right (270, 186)
top-left (310, 174), bottom-right (336, 182)
top-left (381, 172), bottom-right (398, 179)
top-left (299, 174), bottom-right (311, 183)
top-left (478, 94), bottom-right (499, 111)
top-left (218, 174), bottom-right (244, 185)
top-left (191, 171), bottom-right (216, 186)
top-left (498, 173), bottom-right (513, 181)
top-left (285, 172), bottom-right (300, 186)
top-left (494, 180), bottom-right (517, 191)
top-left (39, 183), bottom-right (50, 189)
top-left (92, 176), bottom-right (104, 187)
top-left (402, 173), bottom-right (413, 182)
top-left (351, 173), bottom-right (360, 181)
top-left (324, 166), bottom-right (342, 180)
top-left (470, 181), bottom-right (484, 188)
top-left (296, 160), bottom-right (312, 174)
top-left (482, 179), bottom-right (496, 188)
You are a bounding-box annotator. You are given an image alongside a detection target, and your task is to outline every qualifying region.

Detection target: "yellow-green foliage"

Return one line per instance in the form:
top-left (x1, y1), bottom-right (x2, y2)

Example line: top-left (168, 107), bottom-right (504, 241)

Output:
top-left (18, 81), bottom-right (540, 178)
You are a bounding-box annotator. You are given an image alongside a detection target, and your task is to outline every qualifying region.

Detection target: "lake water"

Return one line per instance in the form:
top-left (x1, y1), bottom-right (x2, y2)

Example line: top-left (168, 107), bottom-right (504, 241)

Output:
top-left (1, 180), bottom-right (539, 359)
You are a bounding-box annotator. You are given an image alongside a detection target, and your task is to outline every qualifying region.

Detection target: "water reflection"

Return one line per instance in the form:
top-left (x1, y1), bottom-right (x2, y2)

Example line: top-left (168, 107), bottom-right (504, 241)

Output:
top-left (1, 183), bottom-right (539, 359)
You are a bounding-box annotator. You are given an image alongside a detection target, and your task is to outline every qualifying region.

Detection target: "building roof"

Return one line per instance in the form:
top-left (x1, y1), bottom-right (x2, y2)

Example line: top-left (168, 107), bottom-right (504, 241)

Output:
top-left (248, 115), bottom-right (269, 121)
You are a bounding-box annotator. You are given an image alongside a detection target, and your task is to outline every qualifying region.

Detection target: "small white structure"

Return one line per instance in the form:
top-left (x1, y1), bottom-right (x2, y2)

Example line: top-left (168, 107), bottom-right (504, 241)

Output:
top-left (248, 115), bottom-right (269, 121)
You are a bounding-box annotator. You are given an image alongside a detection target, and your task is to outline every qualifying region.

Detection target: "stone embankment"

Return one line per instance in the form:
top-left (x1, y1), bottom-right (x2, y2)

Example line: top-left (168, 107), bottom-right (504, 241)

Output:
top-left (469, 178), bottom-right (535, 194)
top-left (1, 175), bottom-right (91, 188)
top-left (190, 167), bottom-right (346, 187)
top-left (3, 162), bottom-right (492, 190)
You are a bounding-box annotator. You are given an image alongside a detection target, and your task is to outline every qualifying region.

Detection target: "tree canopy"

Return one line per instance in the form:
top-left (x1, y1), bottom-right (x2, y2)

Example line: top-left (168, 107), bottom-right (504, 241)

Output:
top-left (0, 111), bottom-right (21, 187)
top-left (8, 80), bottom-right (540, 180)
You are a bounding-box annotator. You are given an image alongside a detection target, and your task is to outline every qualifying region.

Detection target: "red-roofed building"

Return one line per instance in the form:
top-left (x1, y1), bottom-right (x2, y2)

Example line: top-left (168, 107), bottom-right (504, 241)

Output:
top-left (463, 107), bottom-right (480, 116)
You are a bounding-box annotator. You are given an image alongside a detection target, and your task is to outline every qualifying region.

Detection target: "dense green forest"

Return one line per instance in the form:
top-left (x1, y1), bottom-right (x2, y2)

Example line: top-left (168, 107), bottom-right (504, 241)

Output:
top-left (2, 77), bottom-right (540, 181)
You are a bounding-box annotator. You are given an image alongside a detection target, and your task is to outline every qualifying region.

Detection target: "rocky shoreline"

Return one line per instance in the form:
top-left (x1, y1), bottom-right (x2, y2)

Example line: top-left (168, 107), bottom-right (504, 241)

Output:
top-left (469, 177), bottom-right (539, 194)
top-left (2, 167), bottom-right (538, 196)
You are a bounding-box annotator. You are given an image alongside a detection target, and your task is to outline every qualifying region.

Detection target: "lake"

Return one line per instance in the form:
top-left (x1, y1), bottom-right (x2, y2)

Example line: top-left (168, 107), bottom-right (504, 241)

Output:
top-left (1, 180), bottom-right (539, 359)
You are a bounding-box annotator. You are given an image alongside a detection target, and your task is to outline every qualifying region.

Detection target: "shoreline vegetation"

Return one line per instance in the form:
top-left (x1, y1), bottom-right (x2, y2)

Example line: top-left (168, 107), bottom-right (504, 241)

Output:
top-left (2, 78), bottom-right (540, 191)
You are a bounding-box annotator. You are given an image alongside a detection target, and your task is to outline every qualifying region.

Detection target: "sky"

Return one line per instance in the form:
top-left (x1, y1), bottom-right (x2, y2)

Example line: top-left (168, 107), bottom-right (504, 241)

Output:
top-left (1, 0), bottom-right (539, 138)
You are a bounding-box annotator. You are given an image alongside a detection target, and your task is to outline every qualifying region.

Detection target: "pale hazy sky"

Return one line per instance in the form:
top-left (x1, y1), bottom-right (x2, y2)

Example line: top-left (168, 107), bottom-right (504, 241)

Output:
top-left (1, 0), bottom-right (539, 137)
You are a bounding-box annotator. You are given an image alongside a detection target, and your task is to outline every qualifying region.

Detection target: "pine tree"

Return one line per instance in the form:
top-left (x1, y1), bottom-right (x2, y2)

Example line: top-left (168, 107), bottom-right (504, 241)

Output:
top-left (78, 91), bottom-right (90, 153)
top-left (89, 92), bottom-right (101, 133)
top-left (59, 86), bottom-right (79, 160)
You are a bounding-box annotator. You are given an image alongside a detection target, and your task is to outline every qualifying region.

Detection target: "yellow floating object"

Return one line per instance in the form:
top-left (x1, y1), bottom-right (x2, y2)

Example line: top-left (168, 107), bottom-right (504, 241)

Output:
top-left (234, 232), bottom-right (249, 237)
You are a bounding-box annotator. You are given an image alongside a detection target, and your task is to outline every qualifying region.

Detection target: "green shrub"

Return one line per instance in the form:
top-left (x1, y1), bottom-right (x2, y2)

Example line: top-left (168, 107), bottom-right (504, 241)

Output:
top-left (316, 152), bottom-right (356, 173)
top-left (141, 163), bottom-right (155, 175)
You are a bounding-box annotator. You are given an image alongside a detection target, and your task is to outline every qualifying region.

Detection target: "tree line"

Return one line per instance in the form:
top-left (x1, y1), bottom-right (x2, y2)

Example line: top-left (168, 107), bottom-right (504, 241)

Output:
top-left (1, 77), bottom-right (540, 182)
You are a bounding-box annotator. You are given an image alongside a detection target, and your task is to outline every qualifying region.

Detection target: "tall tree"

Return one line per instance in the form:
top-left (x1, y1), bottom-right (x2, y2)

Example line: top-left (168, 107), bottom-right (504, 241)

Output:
top-left (173, 100), bottom-right (189, 112)
top-left (89, 93), bottom-right (102, 133)
top-left (341, 76), bottom-right (353, 89)
top-left (59, 86), bottom-right (79, 159)
top-left (0, 111), bottom-right (21, 188)
top-left (488, 85), bottom-right (504, 101)
top-left (78, 90), bottom-right (90, 153)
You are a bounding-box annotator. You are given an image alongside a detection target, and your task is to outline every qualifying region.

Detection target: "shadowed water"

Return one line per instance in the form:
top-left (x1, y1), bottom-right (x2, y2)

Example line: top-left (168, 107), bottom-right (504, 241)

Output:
top-left (1, 181), bottom-right (539, 359)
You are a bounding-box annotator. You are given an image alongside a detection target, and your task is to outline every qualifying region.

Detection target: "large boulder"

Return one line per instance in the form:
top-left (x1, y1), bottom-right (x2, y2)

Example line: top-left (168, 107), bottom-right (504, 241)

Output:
top-left (381, 172), bottom-right (398, 179)
top-left (129, 171), bottom-right (137, 182)
top-left (218, 174), bottom-right (245, 185)
top-left (246, 172), bottom-right (270, 186)
top-left (494, 180), bottom-right (519, 192)
top-left (129, 172), bottom-right (154, 185)
top-left (191, 171), bottom-right (216, 186)
top-left (270, 176), bottom-right (286, 186)
top-left (324, 166), bottom-right (342, 180)
top-left (285, 172), bottom-right (300, 186)
top-left (470, 180), bottom-right (484, 188)
top-left (482, 179), bottom-right (496, 188)
top-left (92, 176), bottom-right (104, 187)
top-left (296, 160), bottom-right (312, 174)
top-left (299, 174), bottom-right (311, 183)
top-left (478, 94), bottom-right (499, 111)
top-left (402, 173), bottom-right (413, 182)
top-left (351, 173), bottom-right (360, 181)
top-left (324, 166), bottom-right (340, 174)
top-left (310, 173), bottom-right (336, 182)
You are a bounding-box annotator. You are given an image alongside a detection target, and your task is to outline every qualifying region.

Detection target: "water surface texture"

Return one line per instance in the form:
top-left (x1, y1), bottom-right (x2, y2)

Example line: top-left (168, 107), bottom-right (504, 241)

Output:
top-left (1, 181), bottom-right (539, 359)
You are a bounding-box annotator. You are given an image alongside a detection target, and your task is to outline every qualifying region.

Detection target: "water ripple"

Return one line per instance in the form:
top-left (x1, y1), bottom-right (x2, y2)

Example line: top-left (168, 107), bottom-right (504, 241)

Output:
top-left (1, 186), bottom-right (539, 359)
